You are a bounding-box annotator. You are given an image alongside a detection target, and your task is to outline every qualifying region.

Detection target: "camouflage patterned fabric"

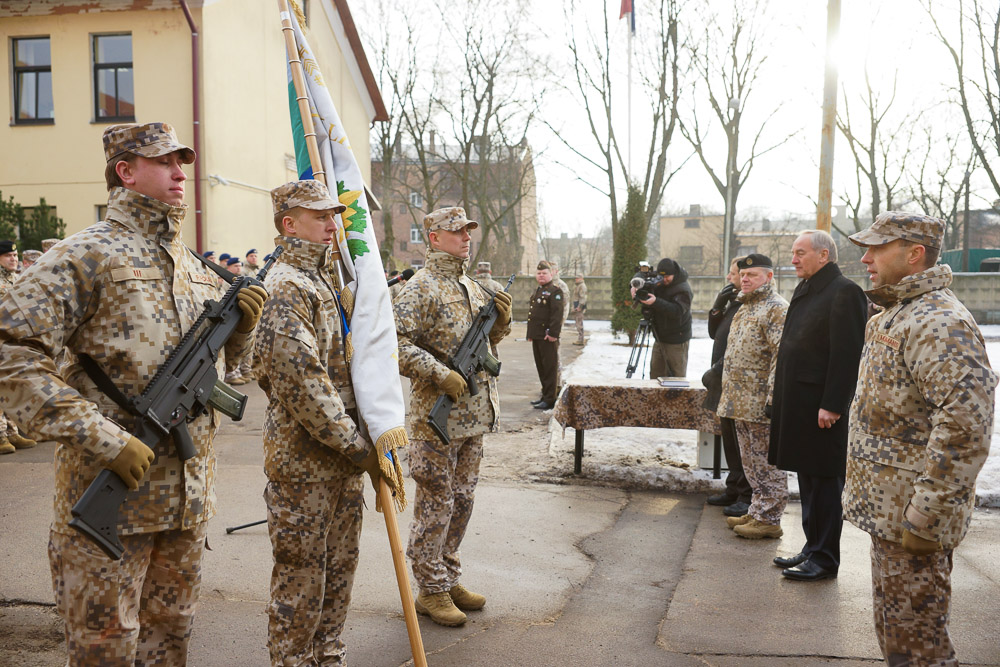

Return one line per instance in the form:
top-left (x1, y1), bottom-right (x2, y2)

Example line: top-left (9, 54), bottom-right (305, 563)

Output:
top-left (849, 210), bottom-right (946, 249)
top-left (0, 265), bottom-right (15, 436)
top-left (48, 518), bottom-right (208, 664)
top-left (0, 187), bottom-right (251, 536)
top-left (572, 280), bottom-right (588, 343)
top-left (270, 179), bottom-right (345, 215)
top-left (716, 281), bottom-right (788, 423)
top-left (265, 477), bottom-right (363, 665)
top-left (870, 535), bottom-right (956, 666)
top-left (103, 121), bottom-right (195, 164)
top-left (393, 248), bottom-right (509, 441)
top-left (735, 420), bottom-right (787, 525)
top-left (406, 435), bottom-right (483, 594)
top-left (843, 264), bottom-right (996, 549)
top-left (553, 377), bottom-right (719, 433)
top-left (255, 234), bottom-right (370, 483)
top-left (554, 276), bottom-right (571, 323)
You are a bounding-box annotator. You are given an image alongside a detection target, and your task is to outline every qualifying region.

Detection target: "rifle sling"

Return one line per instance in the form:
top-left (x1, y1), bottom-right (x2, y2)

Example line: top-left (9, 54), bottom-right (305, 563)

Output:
top-left (77, 353), bottom-right (139, 418)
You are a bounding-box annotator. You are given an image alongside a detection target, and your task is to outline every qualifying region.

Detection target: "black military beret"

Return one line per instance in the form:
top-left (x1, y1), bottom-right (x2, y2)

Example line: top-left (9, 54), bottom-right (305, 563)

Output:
top-left (736, 253), bottom-right (772, 270)
top-left (0, 240), bottom-right (16, 256)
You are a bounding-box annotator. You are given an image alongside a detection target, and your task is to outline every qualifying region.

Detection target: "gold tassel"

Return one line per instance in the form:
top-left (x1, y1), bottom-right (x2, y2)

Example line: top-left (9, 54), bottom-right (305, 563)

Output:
top-left (340, 285), bottom-right (355, 319)
top-left (344, 331), bottom-right (354, 363)
top-left (374, 426), bottom-right (409, 513)
top-left (288, 0), bottom-right (307, 28)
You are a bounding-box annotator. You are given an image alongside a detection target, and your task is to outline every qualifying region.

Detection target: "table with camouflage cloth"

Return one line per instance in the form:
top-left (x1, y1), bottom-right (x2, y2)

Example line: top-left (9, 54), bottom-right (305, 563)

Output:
top-left (553, 378), bottom-right (722, 476)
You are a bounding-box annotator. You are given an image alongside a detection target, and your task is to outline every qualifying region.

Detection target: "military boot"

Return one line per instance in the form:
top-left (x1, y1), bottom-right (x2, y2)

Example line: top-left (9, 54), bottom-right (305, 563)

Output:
top-left (449, 584), bottom-right (486, 611)
top-left (733, 518), bottom-right (783, 539)
top-left (8, 432), bottom-right (37, 449)
top-left (0, 436), bottom-right (14, 455)
top-left (726, 514), bottom-right (752, 529)
top-left (414, 591), bottom-right (467, 627)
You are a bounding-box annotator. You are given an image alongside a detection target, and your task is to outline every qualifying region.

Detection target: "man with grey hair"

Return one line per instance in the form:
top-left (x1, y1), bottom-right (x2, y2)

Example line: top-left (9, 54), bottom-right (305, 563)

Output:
top-left (767, 229), bottom-right (868, 580)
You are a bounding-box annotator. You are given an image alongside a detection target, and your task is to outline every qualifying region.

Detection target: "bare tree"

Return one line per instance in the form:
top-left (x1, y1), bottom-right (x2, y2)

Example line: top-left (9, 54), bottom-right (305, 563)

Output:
top-left (679, 0), bottom-right (797, 263)
top-left (908, 125), bottom-right (978, 250)
top-left (835, 70), bottom-right (919, 228)
top-left (924, 0), bottom-right (1000, 202)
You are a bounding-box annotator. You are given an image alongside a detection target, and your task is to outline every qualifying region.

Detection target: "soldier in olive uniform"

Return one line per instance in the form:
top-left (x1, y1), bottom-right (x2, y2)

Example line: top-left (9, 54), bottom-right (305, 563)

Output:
top-left (0, 240), bottom-right (36, 453)
top-left (527, 260), bottom-right (564, 410)
top-left (844, 212), bottom-right (997, 666)
top-left (0, 122), bottom-right (267, 665)
top-left (393, 207), bottom-right (513, 627)
top-left (256, 180), bottom-right (392, 665)
top-left (717, 254), bottom-right (789, 540)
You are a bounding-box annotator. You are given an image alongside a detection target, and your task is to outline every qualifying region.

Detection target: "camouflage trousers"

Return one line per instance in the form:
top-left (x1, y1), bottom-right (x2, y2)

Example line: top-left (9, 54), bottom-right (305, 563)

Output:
top-left (407, 435), bottom-right (483, 595)
top-left (0, 409), bottom-right (10, 436)
top-left (238, 349), bottom-right (254, 378)
top-left (265, 476), bottom-right (364, 667)
top-left (574, 310), bottom-right (585, 342)
top-left (870, 535), bottom-right (957, 667)
top-left (48, 523), bottom-right (208, 666)
top-left (735, 420), bottom-right (787, 525)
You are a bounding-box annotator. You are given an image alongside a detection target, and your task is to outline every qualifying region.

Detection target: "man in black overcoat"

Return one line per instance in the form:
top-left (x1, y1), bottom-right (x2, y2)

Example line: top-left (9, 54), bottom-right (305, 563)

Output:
top-left (768, 230), bottom-right (868, 581)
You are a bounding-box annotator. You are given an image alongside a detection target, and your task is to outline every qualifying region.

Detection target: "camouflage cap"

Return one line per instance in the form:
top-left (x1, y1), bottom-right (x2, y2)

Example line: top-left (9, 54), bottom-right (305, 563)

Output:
top-left (103, 122), bottom-right (195, 164)
top-left (41, 238), bottom-right (59, 252)
top-left (21, 249), bottom-right (42, 261)
top-left (849, 210), bottom-right (946, 249)
top-left (0, 240), bottom-right (16, 255)
top-left (271, 180), bottom-right (346, 216)
top-left (423, 207), bottom-right (479, 233)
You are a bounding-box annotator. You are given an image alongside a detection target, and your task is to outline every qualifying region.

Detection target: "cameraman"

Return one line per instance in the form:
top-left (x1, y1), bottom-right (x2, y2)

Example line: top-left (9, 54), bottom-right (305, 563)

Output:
top-left (631, 257), bottom-right (693, 378)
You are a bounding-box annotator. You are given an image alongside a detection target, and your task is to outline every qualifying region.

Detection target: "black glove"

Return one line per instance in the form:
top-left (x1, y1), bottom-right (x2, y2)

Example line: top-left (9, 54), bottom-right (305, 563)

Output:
top-left (712, 283), bottom-right (738, 312)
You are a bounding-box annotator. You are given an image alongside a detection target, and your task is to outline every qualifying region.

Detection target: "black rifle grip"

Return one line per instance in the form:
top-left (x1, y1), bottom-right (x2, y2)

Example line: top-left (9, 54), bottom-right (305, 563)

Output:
top-left (68, 469), bottom-right (129, 560)
top-left (427, 394), bottom-right (454, 445)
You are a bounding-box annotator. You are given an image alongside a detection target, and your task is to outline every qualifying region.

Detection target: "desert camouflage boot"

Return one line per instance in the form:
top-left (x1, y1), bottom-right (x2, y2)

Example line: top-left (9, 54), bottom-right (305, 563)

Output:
top-left (726, 514), bottom-right (752, 529)
top-left (8, 432), bottom-right (36, 449)
top-left (0, 435), bottom-right (13, 455)
top-left (450, 584), bottom-right (486, 611)
top-left (415, 591), bottom-right (467, 627)
top-left (734, 518), bottom-right (783, 539)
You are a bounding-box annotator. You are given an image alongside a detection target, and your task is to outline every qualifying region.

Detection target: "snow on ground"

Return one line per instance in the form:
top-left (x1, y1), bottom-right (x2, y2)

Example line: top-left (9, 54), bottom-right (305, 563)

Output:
top-left (551, 319), bottom-right (1000, 507)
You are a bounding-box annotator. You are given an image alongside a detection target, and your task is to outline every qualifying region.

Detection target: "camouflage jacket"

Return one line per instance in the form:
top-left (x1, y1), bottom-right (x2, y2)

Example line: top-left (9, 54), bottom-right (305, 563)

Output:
top-left (717, 281), bottom-right (788, 423)
top-left (0, 187), bottom-right (252, 536)
top-left (394, 249), bottom-right (510, 441)
top-left (0, 265), bottom-right (16, 290)
top-left (572, 281), bottom-right (588, 310)
top-left (554, 277), bottom-right (571, 322)
top-left (256, 235), bottom-right (368, 483)
top-left (843, 265), bottom-right (996, 549)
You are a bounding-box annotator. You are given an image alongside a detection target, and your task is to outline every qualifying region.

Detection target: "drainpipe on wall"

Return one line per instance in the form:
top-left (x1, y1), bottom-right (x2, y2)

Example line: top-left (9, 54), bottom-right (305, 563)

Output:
top-left (179, 0), bottom-right (203, 252)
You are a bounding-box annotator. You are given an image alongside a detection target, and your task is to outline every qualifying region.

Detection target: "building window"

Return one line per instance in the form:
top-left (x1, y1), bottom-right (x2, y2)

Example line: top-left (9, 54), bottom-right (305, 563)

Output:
top-left (679, 245), bottom-right (703, 264)
top-left (400, 241), bottom-right (407, 251)
top-left (93, 34), bottom-right (134, 121)
top-left (12, 37), bottom-right (54, 124)
top-left (410, 224), bottom-right (422, 243)
top-left (736, 245), bottom-right (757, 256)
top-left (684, 218), bottom-right (700, 228)
top-left (409, 191), bottom-right (423, 208)
top-left (411, 260), bottom-right (423, 269)
top-left (96, 205), bottom-right (108, 221)
top-left (398, 203), bottom-right (407, 214)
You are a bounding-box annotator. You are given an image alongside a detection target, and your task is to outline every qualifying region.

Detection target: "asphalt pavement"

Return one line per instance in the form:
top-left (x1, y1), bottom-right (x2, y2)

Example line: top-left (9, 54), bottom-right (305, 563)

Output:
top-left (2, 323), bottom-right (999, 666)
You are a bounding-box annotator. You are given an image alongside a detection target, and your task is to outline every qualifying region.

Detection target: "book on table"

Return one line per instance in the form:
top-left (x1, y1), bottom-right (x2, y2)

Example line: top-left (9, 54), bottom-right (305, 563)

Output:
top-left (658, 376), bottom-right (690, 388)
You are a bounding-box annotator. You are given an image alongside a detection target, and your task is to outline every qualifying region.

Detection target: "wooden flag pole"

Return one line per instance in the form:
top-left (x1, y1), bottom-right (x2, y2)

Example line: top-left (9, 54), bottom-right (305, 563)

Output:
top-left (379, 479), bottom-right (427, 667)
top-left (278, 3), bottom-right (427, 665)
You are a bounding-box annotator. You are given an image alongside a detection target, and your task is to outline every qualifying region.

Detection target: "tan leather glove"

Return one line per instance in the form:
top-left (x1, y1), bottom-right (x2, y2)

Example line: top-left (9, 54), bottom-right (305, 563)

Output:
top-left (236, 285), bottom-right (268, 333)
top-left (492, 291), bottom-right (512, 330)
top-left (901, 529), bottom-right (940, 557)
top-left (438, 370), bottom-right (467, 402)
top-left (109, 436), bottom-right (156, 491)
top-left (358, 445), bottom-right (388, 492)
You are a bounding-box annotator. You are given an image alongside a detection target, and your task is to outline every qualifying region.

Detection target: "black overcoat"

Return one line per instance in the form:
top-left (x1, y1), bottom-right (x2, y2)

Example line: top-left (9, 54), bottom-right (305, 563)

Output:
top-left (767, 262), bottom-right (868, 476)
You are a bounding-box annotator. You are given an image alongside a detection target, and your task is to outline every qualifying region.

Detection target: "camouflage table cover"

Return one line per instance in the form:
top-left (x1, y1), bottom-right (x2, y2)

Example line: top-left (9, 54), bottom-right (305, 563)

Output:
top-left (554, 378), bottom-right (721, 433)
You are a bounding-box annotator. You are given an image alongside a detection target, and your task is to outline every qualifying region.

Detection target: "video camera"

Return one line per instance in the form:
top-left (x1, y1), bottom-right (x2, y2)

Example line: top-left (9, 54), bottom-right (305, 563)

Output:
top-left (630, 273), bottom-right (663, 301)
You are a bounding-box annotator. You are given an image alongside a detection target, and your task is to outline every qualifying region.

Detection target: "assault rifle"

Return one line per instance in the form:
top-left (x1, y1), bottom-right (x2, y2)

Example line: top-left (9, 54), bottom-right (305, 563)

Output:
top-left (427, 274), bottom-right (515, 445)
top-left (68, 247), bottom-right (283, 560)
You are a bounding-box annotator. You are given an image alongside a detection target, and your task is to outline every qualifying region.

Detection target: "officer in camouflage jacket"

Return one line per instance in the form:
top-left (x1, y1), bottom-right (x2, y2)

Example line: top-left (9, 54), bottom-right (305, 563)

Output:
top-left (717, 254), bottom-right (789, 539)
top-left (0, 122), bottom-right (265, 665)
top-left (393, 207), bottom-right (512, 627)
top-left (845, 211), bottom-right (997, 666)
top-left (256, 180), bottom-right (390, 665)
top-left (0, 240), bottom-right (33, 453)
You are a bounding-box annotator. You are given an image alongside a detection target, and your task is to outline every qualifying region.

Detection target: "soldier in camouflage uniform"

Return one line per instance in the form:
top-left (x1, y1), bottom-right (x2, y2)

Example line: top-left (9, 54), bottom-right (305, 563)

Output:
top-left (572, 274), bottom-right (588, 345)
top-left (472, 261), bottom-right (505, 295)
top-left (0, 122), bottom-right (266, 665)
top-left (0, 240), bottom-right (36, 454)
top-left (393, 207), bottom-right (513, 627)
top-left (256, 180), bottom-right (391, 665)
top-left (21, 248), bottom-right (42, 270)
top-left (716, 254), bottom-right (789, 539)
top-left (844, 211), bottom-right (997, 666)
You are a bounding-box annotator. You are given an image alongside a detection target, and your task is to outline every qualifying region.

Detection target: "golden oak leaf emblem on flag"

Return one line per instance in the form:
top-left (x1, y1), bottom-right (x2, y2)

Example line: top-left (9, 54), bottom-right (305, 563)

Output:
top-left (337, 180), bottom-right (369, 259)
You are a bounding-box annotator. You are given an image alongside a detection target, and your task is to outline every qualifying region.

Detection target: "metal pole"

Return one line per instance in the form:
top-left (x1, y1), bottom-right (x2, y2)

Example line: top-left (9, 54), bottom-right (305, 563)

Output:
top-left (817, 0), bottom-right (841, 232)
top-left (963, 168), bottom-right (971, 271)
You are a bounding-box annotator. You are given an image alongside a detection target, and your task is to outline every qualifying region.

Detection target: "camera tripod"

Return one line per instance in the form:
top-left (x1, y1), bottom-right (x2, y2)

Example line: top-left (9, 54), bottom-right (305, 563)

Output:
top-left (625, 318), bottom-right (653, 378)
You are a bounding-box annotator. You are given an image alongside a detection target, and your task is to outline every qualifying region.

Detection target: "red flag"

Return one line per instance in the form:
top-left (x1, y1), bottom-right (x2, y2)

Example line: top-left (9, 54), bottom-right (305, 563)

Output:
top-left (619, 0), bottom-right (632, 20)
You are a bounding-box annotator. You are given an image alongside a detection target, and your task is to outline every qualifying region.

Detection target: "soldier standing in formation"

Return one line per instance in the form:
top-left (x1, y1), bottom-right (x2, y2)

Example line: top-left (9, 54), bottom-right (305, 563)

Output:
top-left (255, 180), bottom-right (393, 665)
top-left (473, 260), bottom-right (505, 294)
top-left (550, 261), bottom-right (572, 326)
top-left (245, 248), bottom-right (261, 274)
top-left (527, 260), bottom-right (564, 410)
top-left (844, 212), bottom-right (997, 665)
top-left (20, 248), bottom-right (42, 271)
top-left (0, 240), bottom-right (37, 454)
top-left (571, 273), bottom-right (587, 345)
top-left (717, 254), bottom-right (789, 540)
top-left (0, 122), bottom-right (266, 664)
top-left (393, 207), bottom-right (512, 627)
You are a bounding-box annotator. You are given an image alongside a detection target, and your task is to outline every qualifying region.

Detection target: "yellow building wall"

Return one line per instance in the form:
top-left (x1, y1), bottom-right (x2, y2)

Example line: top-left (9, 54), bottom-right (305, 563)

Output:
top-left (2, 1), bottom-right (377, 261)
top-left (0, 8), bottom-right (193, 241)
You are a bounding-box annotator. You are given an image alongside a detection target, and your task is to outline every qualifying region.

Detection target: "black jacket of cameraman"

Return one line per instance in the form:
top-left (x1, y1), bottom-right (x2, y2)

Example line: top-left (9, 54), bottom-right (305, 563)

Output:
top-left (648, 259), bottom-right (693, 344)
